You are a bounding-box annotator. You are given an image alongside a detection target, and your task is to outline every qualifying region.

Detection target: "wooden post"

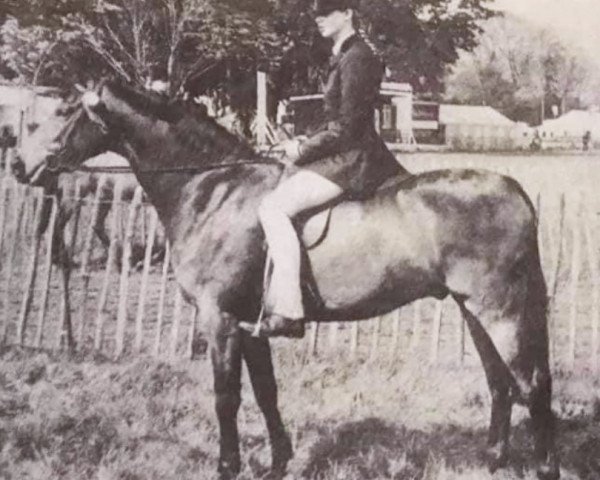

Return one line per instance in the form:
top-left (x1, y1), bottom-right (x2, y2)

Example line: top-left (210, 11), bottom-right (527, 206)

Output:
top-left (548, 193), bottom-right (566, 365)
top-left (134, 208), bottom-right (158, 354)
top-left (309, 321), bottom-right (320, 357)
top-left (0, 180), bottom-right (8, 259)
top-left (153, 242), bottom-right (171, 357)
top-left (429, 301), bottom-right (443, 365)
top-left (68, 180), bottom-right (83, 257)
top-left (409, 300), bottom-right (422, 352)
top-left (457, 312), bottom-right (466, 365)
top-left (94, 183), bottom-right (123, 351)
top-left (549, 194), bottom-right (566, 298)
top-left (369, 316), bottom-right (382, 361)
top-left (115, 186), bottom-right (143, 358)
top-left (567, 195), bottom-right (581, 371)
top-left (76, 176), bottom-right (108, 347)
top-left (2, 185), bottom-right (25, 343)
top-left (256, 71), bottom-right (268, 146)
top-left (17, 188), bottom-right (44, 345)
top-left (328, 322), bottom-right (339, 349)
top-left (0, 181), bottom-right (8, 312)
top-left (583, 203), bottom-right (600, 375)
top-left (350, 322), bottom-right (359, 359)
top-left (186, 306), bottom-right (198, 359)
top-left (35, 197), bottom-right (58, 348)
top-left (388, 309), bottom-right (401, 361)
top-left (170, 288), bottom-right (183, 357)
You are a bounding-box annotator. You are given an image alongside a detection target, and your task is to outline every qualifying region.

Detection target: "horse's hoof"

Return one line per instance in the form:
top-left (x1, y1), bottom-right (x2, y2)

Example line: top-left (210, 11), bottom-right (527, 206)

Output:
top-left (485, 444), bottom-right (508, 473)
top-left (536, 458), bottom-right (560, 480)
top-left (217, 458), bottom-right (241, 480)
top-left (272, 434), bottom-right (293, 474)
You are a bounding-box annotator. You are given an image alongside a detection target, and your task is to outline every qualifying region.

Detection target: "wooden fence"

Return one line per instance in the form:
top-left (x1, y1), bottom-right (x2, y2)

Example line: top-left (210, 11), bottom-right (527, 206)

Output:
top-left (0, 154), bottom-right (599, 375)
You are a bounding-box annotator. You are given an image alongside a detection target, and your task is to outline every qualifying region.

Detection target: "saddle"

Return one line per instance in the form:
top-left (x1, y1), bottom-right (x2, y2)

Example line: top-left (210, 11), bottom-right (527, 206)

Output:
top-left (262, 174), bottom-right (407, 317)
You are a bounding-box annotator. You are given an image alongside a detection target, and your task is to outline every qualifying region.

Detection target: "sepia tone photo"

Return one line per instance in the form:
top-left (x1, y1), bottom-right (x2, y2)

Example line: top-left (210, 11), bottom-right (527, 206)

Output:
top-left (0, 0), bottom-right (598, 478)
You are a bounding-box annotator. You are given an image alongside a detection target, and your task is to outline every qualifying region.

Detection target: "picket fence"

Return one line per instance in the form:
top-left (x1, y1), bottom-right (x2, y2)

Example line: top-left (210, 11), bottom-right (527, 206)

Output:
top-left (0, 155), bottom-right (598, 375)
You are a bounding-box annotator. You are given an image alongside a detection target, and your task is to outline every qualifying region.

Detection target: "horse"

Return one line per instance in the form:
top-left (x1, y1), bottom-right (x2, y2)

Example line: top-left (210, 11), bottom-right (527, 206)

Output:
top-left (30, 80), bottom-right (559, 480)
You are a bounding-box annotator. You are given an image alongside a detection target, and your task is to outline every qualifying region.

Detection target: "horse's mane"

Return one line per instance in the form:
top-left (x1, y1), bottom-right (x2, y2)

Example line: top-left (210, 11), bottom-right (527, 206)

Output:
top-left (105, 81), bottom-right (255, 160)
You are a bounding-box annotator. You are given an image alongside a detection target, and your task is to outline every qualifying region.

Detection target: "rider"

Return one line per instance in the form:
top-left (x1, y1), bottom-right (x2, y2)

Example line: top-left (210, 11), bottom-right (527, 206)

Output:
top-left (256, 0), bottom-right (405, 337)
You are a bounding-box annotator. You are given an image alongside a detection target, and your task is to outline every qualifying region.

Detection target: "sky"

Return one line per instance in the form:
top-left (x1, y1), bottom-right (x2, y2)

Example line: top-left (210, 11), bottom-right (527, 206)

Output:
top-left (494, 0), bottom-right (600, 63)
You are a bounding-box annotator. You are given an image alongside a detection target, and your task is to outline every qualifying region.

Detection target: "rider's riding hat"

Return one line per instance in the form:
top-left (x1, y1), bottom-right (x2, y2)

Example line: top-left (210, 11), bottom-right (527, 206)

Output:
top-left (313, 0), bottom-right (359, 16)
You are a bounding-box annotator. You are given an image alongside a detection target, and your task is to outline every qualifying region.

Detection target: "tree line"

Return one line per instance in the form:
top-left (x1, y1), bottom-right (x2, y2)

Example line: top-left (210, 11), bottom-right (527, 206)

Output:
top-left (0, 0), bottom-right (494, 125)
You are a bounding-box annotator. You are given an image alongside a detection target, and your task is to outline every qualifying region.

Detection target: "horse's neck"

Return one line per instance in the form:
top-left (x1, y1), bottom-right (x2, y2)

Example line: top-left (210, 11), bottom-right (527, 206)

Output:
top-left (135, 160), bottom-right (281, 240)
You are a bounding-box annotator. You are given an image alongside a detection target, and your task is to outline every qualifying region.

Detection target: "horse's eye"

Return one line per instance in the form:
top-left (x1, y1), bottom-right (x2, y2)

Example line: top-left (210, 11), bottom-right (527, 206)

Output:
top-left (27, 122), bottom-right (39, 133)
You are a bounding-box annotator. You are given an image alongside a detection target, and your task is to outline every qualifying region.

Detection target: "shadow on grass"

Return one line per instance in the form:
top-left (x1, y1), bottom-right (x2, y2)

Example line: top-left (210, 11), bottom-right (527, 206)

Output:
top-left (302, 416), bottom-right (600, 479)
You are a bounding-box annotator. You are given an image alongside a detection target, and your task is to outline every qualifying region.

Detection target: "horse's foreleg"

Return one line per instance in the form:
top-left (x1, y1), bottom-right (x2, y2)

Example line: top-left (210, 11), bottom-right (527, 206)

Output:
top-left (208, 308), bottom-right (243, 479)
top-left (242, 334), bottom-right (293, 474)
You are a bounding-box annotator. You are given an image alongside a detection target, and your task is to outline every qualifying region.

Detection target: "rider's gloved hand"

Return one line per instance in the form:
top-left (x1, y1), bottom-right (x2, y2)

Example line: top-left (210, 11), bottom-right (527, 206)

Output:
top-left (279, 137), bottom-right (307, 166)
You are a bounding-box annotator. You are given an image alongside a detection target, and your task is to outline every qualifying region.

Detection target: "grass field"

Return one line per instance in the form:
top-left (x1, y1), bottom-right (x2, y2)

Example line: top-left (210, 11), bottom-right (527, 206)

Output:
top-left (0, 345), bottom-right (598, 480)
top-left (1, 152), bottom-right (600, 479)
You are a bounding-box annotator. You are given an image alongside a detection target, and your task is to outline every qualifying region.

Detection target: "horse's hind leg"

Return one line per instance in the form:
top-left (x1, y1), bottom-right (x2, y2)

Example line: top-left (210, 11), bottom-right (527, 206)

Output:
top-left (242, 334), bottom-right (293, 475)
top-left (458, 301), bottom-right (517, 472)
top-left (455, 258), bottom-right (559, 479)
top-left (525, 264), bottom-right (559, 479)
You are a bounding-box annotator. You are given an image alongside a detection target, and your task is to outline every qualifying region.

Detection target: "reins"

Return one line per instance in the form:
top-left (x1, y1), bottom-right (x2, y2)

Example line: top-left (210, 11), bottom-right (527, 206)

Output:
top-left (43, 157), bottom-right (283, 176)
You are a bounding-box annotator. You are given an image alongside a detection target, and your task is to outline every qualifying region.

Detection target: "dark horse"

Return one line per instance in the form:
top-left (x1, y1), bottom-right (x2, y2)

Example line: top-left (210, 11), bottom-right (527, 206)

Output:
top-left (32, 81), bottom-right (559, 479)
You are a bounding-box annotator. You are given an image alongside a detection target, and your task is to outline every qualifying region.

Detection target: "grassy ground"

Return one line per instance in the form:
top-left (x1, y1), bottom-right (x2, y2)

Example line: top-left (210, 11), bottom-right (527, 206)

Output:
top-left (0, 344), bottom-right (598, 480)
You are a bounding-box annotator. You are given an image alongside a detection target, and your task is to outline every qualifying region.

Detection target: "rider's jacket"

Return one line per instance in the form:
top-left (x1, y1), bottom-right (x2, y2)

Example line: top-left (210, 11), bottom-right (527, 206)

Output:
top-left (296, 34), bottom-right (406, 194)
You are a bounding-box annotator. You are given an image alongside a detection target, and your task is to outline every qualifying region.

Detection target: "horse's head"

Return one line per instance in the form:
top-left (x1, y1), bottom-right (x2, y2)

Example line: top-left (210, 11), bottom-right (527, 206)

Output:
top-left (16, 82), bottom-right (120, 183)
top-left (12, 98), bottom-right (74, 183)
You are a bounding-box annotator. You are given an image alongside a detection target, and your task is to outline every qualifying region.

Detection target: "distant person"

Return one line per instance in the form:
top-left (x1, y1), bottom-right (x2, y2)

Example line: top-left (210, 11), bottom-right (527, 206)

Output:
top-left (530, 129), bottom-right (542, 151)
top-left (583, 130), bottom-right (591, 151)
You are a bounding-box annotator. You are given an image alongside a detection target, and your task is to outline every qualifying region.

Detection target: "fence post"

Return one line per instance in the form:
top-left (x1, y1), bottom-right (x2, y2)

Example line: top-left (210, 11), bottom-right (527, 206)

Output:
top-left (134, 207), bottom-right (158, 354)
top-left (583, 203), bottom-right (600, 375)
top-left (170, 288), bottom-right (183, 357)
top-left (409, 300), bottom-right (422, 352)
top-left (309, 322), bottom-right (320, 357)
top-left (17, 188), bottom-right (44, 345)
top-left (567, 194), bottom-right (581, 371)
top-left (0, 181), bottom-right (8, 332)
top-left (548, 193), bottom-right (566, 366)
top-left (429, 300), bottom-right (443, 365)
top-left (388, 309), bottom-right (401, 361)
top-left (94, 183), bottom-right (123, 351)
top-left (115, 186), bottom-right (143, 358)
top-left (457, 311), bottom-right (466, 365)
top-left (154, 242), bottom-right (171, 357)
top-left (350, 322), bottom-right (359, 359)
top-left (328, 322), bottom-right (339, 350)
top-left (76, 175), bottom-right (108, 347)
top-left (35, 196), bottom-right (58, 348)
top-left (2, 184), bottom-right (25, 343)
top-left (369, 316), bottom-right (382, 361)
top-left (186, 306), bottom-right (198, 359)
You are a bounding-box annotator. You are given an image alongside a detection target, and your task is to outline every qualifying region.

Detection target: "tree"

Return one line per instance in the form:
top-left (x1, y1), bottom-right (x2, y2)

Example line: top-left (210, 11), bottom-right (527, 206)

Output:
top-left (444, 15), bottom-right (594, 124)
